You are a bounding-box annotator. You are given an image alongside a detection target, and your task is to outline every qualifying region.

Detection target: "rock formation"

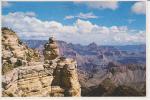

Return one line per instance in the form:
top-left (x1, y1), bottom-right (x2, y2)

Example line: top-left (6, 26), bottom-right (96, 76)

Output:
top-left (43, 37), bottom-right (60, 60)
top-left (2, 27), bottom-right (40, 75)
top-left (43, 37), bottom-right (81, 96)
top-left (2, 28), bottom-right (81, 97)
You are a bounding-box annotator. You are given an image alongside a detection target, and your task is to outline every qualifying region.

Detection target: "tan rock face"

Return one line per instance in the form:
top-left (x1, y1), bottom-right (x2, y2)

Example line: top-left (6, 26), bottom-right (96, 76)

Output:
top-left (2, 29), bottom-right (81, 97)
top-left (2, 65), bottom-right (52, 97)
top-left (3, 58), bottom-right (81, 97)
top-left (43, 39), bottom-right (81, 96)
top-left (2, 28), bottom-right (40, 75)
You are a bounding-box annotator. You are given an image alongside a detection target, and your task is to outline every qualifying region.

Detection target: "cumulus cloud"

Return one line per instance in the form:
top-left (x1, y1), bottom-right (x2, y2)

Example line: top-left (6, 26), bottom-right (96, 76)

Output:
top-left (75, 1), bottom-right (119, 10)
top-left (24, 12), bottom-right (36, 17)
top-left (65, 12), bottom-right (98, 20)
top-left (2, 1), bottom-right (12, 8)
top-left (2, 12), bottom-right (145, 45)
top-left (131, 2), bottom-right (145, 15)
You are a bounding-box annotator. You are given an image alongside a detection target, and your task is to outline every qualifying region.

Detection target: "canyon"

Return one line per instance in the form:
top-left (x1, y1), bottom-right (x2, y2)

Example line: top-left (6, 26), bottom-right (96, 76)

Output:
top-left (2, 27), bottom-right (146, 96)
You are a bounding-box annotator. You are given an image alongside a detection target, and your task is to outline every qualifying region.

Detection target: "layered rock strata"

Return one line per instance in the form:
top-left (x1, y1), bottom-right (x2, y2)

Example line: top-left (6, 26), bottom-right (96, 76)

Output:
top-left (43, 37), bottom-right (81, 96)
top-left (2, 27), bottom-right (40, 75)
top-left (2, 29), bottom-right (81, 97)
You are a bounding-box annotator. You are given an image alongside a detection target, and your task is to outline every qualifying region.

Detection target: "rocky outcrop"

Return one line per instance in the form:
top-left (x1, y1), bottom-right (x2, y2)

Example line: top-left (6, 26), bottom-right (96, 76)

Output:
top-left (2, 27), bottom-right (40, 75)
top-left (2, 64), bottom-right (52, 97)
top-left (43, 37), bottom-right (81, 96)
top-left (2, 29), bottom-right (81, 97)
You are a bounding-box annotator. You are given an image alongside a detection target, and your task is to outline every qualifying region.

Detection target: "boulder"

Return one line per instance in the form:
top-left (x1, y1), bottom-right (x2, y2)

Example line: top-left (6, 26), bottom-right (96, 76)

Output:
top-left (43, 37), bottom-right (60, 60)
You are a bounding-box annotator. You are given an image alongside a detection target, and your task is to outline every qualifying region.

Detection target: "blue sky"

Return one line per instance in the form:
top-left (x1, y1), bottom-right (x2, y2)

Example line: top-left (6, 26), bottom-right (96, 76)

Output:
top-left (2, 1), bottom-right (145, 30)
top-left (2, 1), bottom-right (146, 45)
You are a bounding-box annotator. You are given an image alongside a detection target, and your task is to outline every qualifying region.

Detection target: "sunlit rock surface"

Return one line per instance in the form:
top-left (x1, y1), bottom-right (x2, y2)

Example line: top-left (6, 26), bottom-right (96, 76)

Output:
top-left (2, 28), bottom-right (81, 97)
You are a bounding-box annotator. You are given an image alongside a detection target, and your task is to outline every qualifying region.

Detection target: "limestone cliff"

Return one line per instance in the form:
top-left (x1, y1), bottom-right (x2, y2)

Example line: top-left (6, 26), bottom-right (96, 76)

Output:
top-left (2, 28), bottom-right (81, 97)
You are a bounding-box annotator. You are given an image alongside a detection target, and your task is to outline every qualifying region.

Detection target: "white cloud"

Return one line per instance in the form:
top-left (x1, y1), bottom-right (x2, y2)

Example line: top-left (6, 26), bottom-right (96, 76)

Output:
top-left (2, 1), bottom-right (12, 8)
top-left (65, 16), bottom-right (74, 19)
top-left (127, 19), bottom-right (136, 24)
top-left (25, 12), bottom-right (36, 17)
top-left (77, 12), bottom-right (98, 19)
top-left (75, 1), bottom-right (119, 10)
top-left (76, 19), bottom-right (98, 33)
top-left (131, 2), bottom-right (145, 15)
top-left (2, 12), bottom-right (145, 45)
top-left (65, 12), bottom-right (98, 20)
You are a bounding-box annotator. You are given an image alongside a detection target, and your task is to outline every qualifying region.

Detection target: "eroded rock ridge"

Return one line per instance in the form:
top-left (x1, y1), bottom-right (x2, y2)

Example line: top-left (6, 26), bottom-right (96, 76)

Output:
top-left (2, 28), bottom-right (81, 97)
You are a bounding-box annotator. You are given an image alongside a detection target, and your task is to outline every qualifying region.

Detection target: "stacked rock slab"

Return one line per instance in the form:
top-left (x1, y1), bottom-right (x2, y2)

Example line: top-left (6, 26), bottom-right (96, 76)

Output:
top-left (43, 37), bottom-right (81, 96)
top-left (2, 34), bottom-right (81, 97)
top-left (43, 37), bottom-right (60, 60)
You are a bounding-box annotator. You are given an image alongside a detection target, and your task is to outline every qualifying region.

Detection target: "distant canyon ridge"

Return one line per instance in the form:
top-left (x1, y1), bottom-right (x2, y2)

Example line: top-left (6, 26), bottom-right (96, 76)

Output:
top-left (23, 38), bottom-right (146, 96)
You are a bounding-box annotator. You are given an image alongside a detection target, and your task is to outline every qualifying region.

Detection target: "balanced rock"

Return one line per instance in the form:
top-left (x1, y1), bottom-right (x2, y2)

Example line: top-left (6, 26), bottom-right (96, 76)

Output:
top-left (43, 37), bottom-right (60, 60)
top-left (42, 36), bottom-right (81, 96)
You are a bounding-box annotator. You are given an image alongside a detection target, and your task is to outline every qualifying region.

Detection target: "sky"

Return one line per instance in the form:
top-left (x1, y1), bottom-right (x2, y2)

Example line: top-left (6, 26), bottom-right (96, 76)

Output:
top-left (2, 1), bottom-right (146, 45)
